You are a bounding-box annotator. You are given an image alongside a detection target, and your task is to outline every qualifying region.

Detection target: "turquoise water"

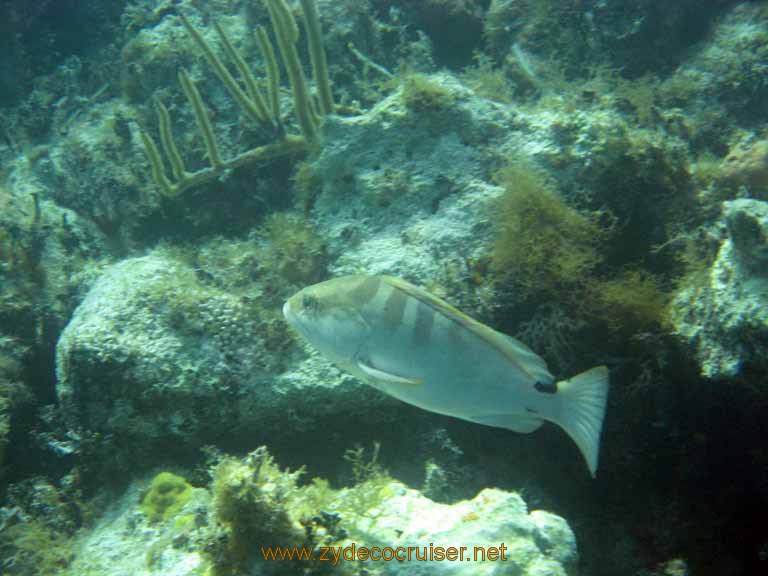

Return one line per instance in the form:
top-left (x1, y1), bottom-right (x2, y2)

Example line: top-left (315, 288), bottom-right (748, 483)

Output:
top-left (0, 1), bottom-right (766, 575)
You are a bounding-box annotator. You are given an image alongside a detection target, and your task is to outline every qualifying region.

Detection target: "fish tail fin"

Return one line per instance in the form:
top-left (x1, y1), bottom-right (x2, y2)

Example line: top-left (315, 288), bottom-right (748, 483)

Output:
top-left (555, 366), bottom-right (609, 477)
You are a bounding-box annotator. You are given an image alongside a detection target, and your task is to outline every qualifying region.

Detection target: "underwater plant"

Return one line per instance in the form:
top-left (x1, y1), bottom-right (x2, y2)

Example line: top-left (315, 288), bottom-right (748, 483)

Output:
top-left (587, 269), bottom-right (669, 335)
top-left (201, 445), bottom-right (402, 574)
top-left (400, 72), bottom-right (456, 112)
top-left (292, 159), bottom-right (324, 214)
top-left (139, 0), bottom-right (334, 197)
top-left (342, 441), bottom-right (382, 484)
top-left (256, 212), bottom-right (328, 293)
top-left (461, 53), bottom-right (515, 103)
top-left (0, 519), bottom-right (74, 576)
top-left (205, 447), bottom-right (307, 574)
top-left (0, 475), bottom-right (87, 576)
top-left (490, 161), bottom-right (605, 299)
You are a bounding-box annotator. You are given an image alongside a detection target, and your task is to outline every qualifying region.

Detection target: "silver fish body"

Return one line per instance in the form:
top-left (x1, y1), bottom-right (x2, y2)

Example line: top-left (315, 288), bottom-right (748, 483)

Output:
top-left (283, 275), bottom-right (609, 476)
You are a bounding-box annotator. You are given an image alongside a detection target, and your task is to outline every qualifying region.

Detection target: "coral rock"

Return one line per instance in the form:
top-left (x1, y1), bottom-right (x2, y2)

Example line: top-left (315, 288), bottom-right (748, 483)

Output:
top-left (670, 199), bottom-right (768, 378)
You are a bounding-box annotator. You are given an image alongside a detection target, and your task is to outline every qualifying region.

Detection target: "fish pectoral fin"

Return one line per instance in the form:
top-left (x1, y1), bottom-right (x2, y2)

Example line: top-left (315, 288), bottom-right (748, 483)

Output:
top-left (466, 414), bottom-right (543, 434)
top-left (357, 360), bottom-right (422, 386)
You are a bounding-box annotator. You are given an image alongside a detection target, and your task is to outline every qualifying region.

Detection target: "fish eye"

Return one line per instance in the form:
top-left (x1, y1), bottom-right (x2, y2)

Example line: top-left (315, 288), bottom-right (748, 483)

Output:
top-left (301, 294), bottom-right (320, 313)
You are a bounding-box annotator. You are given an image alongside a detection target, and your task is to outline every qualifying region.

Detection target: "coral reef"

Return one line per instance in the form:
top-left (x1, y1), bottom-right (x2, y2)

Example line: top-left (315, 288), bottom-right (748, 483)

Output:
top-left (0, 474), bottom-right (86, 576)
top-left (0, 181), bottom-right (108, 486)
top-left (56, 447), bottom-right (577, 576)
top-left (54, 247), bottom-right (393, 477)
top-left (670, 199), bottom-right (768, 378)
top-left (483, 0), bottom-right (731, 79)
top-left (721, 137), bottom-right (768, 197)
top-left (0, 352), bottom-right (30, 483)
top-left (658, 3), bottom-right (768, 130)
top-left (307, 72), bottom-right (505, 293)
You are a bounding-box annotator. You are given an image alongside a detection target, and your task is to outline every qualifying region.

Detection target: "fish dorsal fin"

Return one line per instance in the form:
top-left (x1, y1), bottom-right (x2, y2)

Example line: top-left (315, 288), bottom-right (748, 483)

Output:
top-left (499, 334), bottom-right (554, 385)
top-left (380, 276), bottom-right (553, 383)
top-left (357, 359), bottom-right (423, 387)
top-left (381, 275), bottom-right (479, 326)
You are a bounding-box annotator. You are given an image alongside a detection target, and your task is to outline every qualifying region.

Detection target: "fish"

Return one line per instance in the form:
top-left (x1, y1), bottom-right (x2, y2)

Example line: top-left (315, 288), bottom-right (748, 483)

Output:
top-left (283, 275), bottom-right (609, 476)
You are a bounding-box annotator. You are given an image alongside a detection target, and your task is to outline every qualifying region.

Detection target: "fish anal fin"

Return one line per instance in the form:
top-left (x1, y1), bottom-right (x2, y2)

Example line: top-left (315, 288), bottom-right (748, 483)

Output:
top-left (466, 414), bottom-right (543, 434)
top-left (357, 360), bottom-right (422, 386)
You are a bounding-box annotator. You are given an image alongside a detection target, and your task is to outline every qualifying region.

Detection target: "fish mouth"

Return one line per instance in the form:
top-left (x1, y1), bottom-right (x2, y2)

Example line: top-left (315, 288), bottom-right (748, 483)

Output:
top-left (282, 299), bottom-right (300, 328)
top-left (282, 297), bottom-right (308, 339)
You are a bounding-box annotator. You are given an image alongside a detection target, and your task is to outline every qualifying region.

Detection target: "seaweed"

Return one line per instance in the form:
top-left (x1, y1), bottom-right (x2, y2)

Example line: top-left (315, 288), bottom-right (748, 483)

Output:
top-left (461, 53), bottom-right (514, 103)
top-left (205, 447), bottom-right (307, 574)
top-left (201, 445), bottom-right (398, 574)
top-left (0, 519), bottom-right (74, 576)
top-left (256, 213), bottom-right (327, 292)
top-left (587, 269), bottom-right (669, 334)
top-left (400, 73), bottom-right (456, 112)
top-left (490, 161), bottom-right (605, 299)
top-left (0, 476), bottom-right (85, 576)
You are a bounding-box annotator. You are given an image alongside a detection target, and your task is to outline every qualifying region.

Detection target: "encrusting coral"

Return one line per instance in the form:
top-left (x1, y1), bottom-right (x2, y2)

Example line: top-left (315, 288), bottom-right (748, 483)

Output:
top-left (140, 471), bottom-right (194, 523)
